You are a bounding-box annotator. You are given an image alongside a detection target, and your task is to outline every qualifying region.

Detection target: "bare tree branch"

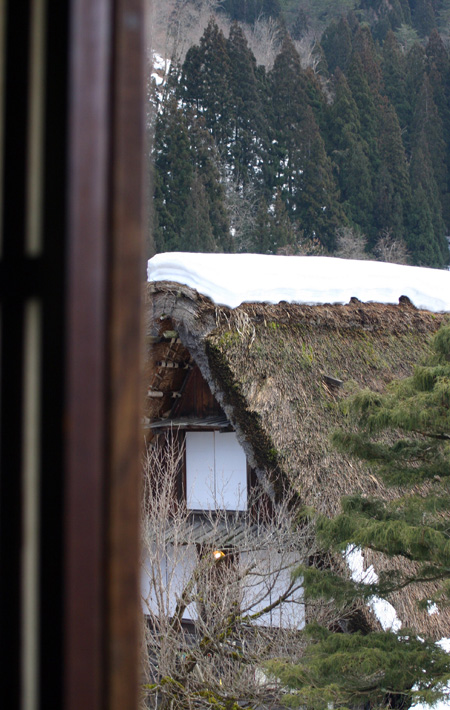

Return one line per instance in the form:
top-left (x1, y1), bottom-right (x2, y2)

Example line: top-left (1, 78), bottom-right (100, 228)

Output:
top-left (141, 432), bottom-right (313, 709)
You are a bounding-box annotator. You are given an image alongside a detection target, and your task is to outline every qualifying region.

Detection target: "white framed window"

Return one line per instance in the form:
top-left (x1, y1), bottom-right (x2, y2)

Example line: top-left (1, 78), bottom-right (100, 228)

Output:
top-left (185, 431), bottom-right (247, 511)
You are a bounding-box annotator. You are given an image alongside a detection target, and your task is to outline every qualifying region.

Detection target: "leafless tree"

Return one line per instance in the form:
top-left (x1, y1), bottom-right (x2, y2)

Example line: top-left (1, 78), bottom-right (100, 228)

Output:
top-left (246, 15), bottom-right (283, 70)
top-left (334, 226), bottom-right (370, 261)
top-left (292, 234), bottom-right (328, 257)
top-left (148, 0), bottom-right (229, 66)
top-left (224, 180), bottom-right (261, 252)
top-left (374, 228), bottom-right (410, 265)
top-left (293, 32), bottom-right (321, 72)
top-left (141, 432), bottom-right (311, 710)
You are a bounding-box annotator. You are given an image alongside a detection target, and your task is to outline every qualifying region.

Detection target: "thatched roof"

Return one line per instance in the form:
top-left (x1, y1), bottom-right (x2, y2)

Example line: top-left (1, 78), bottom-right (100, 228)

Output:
top-left (145, 280), bottom-right (450, 639)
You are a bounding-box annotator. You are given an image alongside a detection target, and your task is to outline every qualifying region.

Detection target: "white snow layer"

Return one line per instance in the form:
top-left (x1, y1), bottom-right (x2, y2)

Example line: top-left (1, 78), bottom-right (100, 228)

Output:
top-left (147, 253), bottom-right (450, 312)
top-left (346, 546), bottom-right (402, 632)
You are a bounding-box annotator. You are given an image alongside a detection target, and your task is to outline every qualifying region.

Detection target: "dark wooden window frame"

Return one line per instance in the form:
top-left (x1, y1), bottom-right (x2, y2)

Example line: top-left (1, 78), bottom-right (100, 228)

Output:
top-left (0, 2), bottom-right (147, 709)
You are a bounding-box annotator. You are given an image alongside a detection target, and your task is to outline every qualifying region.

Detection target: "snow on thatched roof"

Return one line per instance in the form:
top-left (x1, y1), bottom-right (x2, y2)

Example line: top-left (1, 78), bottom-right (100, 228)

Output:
top-left (148, 252), bottom-right (450, 312)
top-left (145, 254), bottom-right (450, 640)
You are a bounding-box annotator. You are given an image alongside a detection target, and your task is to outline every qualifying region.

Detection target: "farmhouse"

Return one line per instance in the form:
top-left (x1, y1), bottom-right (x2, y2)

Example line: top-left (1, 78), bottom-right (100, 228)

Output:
top-left (143, 253), bottom-right (450, 639)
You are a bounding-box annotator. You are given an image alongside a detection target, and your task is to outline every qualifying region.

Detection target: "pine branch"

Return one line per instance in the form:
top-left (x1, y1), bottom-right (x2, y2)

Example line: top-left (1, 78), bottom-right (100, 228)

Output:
top-left (411, 429), bottom-right (450, 440)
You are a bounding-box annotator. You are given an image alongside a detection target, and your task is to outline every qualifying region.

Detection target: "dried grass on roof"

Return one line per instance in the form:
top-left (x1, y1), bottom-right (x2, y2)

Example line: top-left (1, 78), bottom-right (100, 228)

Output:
top-left (146, 282), bottom-right (450, 638)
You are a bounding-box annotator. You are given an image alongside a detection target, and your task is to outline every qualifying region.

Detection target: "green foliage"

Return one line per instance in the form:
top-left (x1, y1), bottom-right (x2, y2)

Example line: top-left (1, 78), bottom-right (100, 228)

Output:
top-left (321, 17), bottom-right (353, 74)
top-left (325, 325), bottom-right (450, 588)
top-left (267, 624), bottom-right (450, 710)
top-left (220, 0), bottom-right (282, 24)
top-left (153, 96), bottom-right (194, 252)
top-left (296, 106), bottom-right (345, 248)
top-left (153, 95), bottom-right (231, 254)
top-left (267, 326), bottom-right (450, 709)
top-left (153, 8), bottom-right (450, 263)
top-left (381, 31), bottom-right (409, 133)
top-left (297, 564), bottom-right (375, 605)
top-left (395, 23), bottom-right (420, 52)
top-left (375, 100), bottom-right (411, 244)
top-left (326, 69), bottom-right (374, 233)
top-left (412, 0), bottom-right (437, 37)
top-left (226, 23), bottom-right (269, 187)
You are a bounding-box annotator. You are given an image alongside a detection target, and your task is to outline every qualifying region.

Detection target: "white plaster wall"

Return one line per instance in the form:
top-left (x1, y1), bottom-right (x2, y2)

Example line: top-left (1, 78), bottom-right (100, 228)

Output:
top-left (240, 549), bottom-right (304, 629)
top-left (142, 542), bottom-right (198, 621)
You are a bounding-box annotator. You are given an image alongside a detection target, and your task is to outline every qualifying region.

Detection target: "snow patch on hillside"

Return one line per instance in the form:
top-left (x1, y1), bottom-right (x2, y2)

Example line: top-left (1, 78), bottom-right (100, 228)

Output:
top-left (148, 252), bottom-right (450, 312)
top-left (152, 52), bottom-right (170, 86)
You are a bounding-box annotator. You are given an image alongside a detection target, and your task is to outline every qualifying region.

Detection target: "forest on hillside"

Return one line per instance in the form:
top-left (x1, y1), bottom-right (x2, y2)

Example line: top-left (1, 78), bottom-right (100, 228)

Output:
top-left (149, 0), bottom-right (450, 268)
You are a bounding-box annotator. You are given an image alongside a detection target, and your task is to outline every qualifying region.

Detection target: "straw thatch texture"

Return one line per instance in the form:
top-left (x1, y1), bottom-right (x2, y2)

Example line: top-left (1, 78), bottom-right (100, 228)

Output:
top-left (146, 282), bottom-right (450, 638)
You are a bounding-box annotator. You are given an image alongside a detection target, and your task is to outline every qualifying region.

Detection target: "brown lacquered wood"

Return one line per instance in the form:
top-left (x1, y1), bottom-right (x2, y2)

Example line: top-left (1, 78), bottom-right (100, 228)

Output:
top-left (65, 2), bottom-right (145, 710)
top-left (65, 1), bottom-right (111, 709)
top-left (1, 1), bottom-right (146, 708)
top-left (105, 0), bottom-right (145, 708)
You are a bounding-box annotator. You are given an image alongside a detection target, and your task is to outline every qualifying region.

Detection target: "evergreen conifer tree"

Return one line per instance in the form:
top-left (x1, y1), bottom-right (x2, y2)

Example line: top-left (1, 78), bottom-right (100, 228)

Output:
top-left (271, 187), bottom-right (295, 251)
top-left (226, 22), bottom-right (267, 187)
top-left (324, 324), bottom-right (450, 600)
top-left (291, 8), bottom-right (310, 41)
top-left (370, 0), bottom-right (409, 41)
top-left (181, 20), bottom-right (232, 149)
top-left (219, 0), bottom-right (281, 24)
top-left (404, 41), bottom-right (427, 150)
top-left (268, 624), bottom-right (450, 710)
top-left (426, 28), bottom-right (449, 90)
top-left (411, 73), bottom-right (450, 229)
top-left (153, 94), bottom-right (231, 254)
top-left (398, 0), bottom-right (413, 25)
top-left (352, 23), bottom-right (384, 94)
top-left (412, 0), bottom-right (437, 36)
top-left (347, 54), bottom-right (380, 172)
top-left (251, 198), bottom-right (273, 253)
top-left (375, 99), bottom-right (411, 245)
top-left (267, 325), bottom-right (450, 709)
top-left (298, 106), bottom-right (345, 250)
top-left (381, 31), bottom-right (410, 135)
top-left (409, 132), bottom-right (448, 266)
top-left (408, 182), bottom-right (446, 265)
top-left (327, 69), bottom-right (374, 235)
top-left (425, 29), bottom-right (450, 226)
top-left (269, 35), bottom-right (309, 217)
top-left (153, 97), bottom-right (193, 252)
top-left (189, 113), bottom-right (232, 253)
top-left (180, 171), bottom-right (216, 253)
top-left (320, 17), bottom-right (353, 74)
top-left (406, 41), bottom-right (426, 102)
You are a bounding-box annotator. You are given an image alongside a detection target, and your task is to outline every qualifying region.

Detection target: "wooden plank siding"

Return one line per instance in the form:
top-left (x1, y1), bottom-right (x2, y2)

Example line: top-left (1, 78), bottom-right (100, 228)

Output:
top-left (173, 366), bottom-right (223, 419)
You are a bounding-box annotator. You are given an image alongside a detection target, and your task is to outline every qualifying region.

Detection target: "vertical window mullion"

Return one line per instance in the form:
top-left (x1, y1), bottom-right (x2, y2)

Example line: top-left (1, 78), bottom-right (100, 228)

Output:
top-left (22, 301), bottom-right (42, 710)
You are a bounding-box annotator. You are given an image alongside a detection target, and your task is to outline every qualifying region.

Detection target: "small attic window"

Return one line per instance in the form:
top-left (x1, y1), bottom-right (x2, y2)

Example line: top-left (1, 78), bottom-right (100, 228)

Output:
top-left (185, 431), bottom-right (247, 512)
